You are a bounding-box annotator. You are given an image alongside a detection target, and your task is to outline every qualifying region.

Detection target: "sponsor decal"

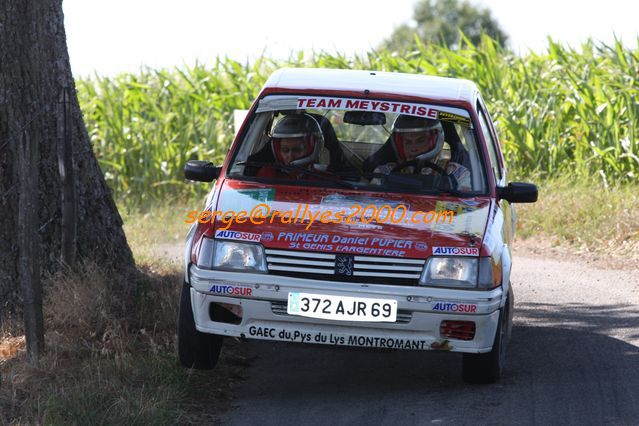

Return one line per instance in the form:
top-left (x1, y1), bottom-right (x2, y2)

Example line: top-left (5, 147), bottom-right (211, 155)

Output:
top-left (217, 188), bottom-right (276, 216)
top-left (432, 200), bottom-right (485, 237)
top-left (345, 221), bottom-right (383, 231)
top-left (236, 188), bottom-right (275, 202)
top-left (432, 246), bottom-right (479, 256)
top-left (450, 165), bottom-right (471, 182)
top-left (246, 326), bottom-right (430, 350)
top-left (432, 302), bottom-right (477, 313)
top-left (275, 232), bottom-right (411, 257)
top-left (248, 326), bottom-right (279, 338)
top-left (215, 229), bottom-right (261, 242)
top-left (438, 111), bottom-right (471, 126)
top-left (209, 284), bottom-right (253, 296)
top-left (261, 232), bottom-right (274, 242)
top-left (320, 194), bottom-right (407, 209)
top-left (346, 335), bottom-right (428, 350)
top-left (415, 242), bottom-right (428, 251)
top-left (296, 97), bottom-right (439, 120)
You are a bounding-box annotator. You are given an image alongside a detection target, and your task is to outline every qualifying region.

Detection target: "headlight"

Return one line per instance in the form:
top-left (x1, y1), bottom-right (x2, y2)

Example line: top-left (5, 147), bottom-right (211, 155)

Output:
top-left (196, 237), bottom-right (267, 272)
top-left (419, 257), bottom-right (478, 288)
top-left (477, 257), bottom-right (500, 289)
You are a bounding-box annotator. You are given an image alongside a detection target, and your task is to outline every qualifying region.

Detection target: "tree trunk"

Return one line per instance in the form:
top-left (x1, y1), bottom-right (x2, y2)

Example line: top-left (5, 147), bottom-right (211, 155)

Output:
top-left (0, 0), bottom-right (136, 318)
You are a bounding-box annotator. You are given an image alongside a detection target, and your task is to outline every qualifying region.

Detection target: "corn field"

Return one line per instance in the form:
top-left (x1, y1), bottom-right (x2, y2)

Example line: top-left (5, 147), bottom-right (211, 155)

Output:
top-left (77, 36), bottom-right (639, 205)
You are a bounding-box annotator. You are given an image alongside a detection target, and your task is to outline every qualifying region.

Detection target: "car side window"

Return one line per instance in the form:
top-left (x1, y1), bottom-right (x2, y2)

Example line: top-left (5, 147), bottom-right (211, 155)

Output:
top-left (477, 103), bottom-right (503, 184)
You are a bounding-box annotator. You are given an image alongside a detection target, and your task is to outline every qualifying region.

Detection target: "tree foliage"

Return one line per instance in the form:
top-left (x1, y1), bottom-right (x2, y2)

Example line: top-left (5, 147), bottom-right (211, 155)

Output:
top-left (380, 0), bottom-right (508, 51)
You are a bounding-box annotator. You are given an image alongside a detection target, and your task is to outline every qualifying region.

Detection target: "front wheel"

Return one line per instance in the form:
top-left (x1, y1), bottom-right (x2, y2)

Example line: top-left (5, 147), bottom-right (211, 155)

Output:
top-left (462, 285), bottom-right (513, 384)
top-left (177, 282), bottom-right (223, 369)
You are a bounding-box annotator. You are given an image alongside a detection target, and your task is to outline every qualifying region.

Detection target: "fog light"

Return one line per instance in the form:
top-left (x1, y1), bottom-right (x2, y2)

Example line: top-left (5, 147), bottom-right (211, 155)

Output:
top-left (440, 320), bottom-right (476, 341)
top-left (209, 302), bottom-right (242, 325)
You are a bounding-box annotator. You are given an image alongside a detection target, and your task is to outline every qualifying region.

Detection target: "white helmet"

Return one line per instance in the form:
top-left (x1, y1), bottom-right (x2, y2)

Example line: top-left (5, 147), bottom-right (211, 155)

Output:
top-left (271, 114), bottom-right (324, 167)
top-left (391, 115), bottom-right (445, 162)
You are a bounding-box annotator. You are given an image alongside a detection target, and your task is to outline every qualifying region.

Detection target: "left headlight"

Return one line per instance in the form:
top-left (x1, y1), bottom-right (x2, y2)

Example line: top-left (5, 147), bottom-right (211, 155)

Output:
top-left (196, 237), bottom-right (267, 272)
top-left (419, 257), bottom-right (478, 288)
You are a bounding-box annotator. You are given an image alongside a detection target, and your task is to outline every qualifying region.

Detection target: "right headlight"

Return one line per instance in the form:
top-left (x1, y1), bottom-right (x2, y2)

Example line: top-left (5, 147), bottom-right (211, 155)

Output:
top-left (419, 257), bottom-right (498, 289)
top-left (420, 257), bottom-right (478, 288)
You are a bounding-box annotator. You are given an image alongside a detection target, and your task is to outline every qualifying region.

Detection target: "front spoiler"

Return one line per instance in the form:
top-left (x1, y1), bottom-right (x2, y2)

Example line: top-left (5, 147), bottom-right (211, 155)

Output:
top-left (189, 265), bottom-right (503, 353)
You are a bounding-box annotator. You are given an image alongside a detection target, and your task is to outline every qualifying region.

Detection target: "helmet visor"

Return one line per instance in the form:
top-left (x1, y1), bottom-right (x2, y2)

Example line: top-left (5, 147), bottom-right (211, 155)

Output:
top-left (393, 128), bottom-right (440, 161)
top-left (272, 135), bottom-right (316, 164)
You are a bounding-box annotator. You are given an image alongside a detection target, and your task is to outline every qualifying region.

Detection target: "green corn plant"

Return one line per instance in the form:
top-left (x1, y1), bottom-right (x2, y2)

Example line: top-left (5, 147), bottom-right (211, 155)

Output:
top-left (77, 36), bottom-right (639, 206)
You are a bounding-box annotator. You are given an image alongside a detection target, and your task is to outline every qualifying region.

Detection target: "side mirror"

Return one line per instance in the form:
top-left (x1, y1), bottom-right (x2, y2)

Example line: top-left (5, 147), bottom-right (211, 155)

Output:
top-left (184, 160), bottom-right (221, 182)
top-left (497, 182), bottom-right (538, 203)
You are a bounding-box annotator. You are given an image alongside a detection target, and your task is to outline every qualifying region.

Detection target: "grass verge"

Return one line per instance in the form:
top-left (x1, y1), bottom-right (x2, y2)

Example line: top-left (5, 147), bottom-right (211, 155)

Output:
top-left (118, 198), bottom-right (198, 264)
top-left (0, 203), bottom-right (250, 424)
top-left (514, 177), bottom-right (639, 259)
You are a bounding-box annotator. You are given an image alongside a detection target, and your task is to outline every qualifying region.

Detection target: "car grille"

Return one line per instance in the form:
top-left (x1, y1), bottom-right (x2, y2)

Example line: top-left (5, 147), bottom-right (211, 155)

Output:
top-left (265, 249), bottom-right (426, 286)
top-left (271, 301), bottom-right (413, 324)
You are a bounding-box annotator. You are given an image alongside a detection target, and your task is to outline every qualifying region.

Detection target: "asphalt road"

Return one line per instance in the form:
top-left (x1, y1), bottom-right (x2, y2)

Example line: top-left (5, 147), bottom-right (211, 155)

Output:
top-left (218, 255), bottom-right (639, 425)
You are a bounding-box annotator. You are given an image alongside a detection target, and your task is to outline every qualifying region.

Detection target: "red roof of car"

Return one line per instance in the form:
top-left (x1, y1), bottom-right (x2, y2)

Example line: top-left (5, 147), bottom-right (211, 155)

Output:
top-left (263, 68), bottom-right (479, 104)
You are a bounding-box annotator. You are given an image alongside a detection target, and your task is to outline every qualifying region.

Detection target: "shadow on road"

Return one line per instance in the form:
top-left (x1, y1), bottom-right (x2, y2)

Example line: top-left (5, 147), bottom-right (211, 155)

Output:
top-left (516, 302), bottom-right (639, 341)
top-left (221, 305), bottom-right (639, 425)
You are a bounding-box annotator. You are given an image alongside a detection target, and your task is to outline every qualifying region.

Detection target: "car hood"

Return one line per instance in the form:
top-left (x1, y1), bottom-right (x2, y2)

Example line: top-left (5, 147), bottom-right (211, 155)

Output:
top-left (213, 180), bottom-right (491, 259)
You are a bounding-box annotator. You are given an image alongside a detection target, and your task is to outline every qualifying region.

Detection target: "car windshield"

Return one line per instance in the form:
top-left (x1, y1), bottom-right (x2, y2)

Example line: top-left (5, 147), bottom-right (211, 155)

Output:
top-left (228, 95), bottom-right (487, 195)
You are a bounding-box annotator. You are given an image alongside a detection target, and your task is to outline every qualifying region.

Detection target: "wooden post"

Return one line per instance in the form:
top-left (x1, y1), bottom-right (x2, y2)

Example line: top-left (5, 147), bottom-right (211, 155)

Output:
top-left (18, 129), bottom-right (44, 363)
top-left (59, 87), bottom-right (77, 267)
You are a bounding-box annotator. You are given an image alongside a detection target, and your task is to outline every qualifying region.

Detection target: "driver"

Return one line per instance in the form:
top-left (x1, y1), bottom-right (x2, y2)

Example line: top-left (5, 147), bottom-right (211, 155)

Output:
top-left (371, 114), bottom-right (471, 191)
top-left (256, 114), bottom-right (325, 178)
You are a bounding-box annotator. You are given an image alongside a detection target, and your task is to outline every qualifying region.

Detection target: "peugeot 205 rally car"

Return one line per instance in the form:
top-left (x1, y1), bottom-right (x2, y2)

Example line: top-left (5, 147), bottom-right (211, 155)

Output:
top-left (178, 68), bottom-right (538, 383)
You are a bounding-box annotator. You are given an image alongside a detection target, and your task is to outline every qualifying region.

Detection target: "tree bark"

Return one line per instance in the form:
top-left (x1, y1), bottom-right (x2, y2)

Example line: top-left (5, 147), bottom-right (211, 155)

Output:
top-left (0, 0), bottom-right (136, 318)
top-left (18, 129), bottom-right (44, 362)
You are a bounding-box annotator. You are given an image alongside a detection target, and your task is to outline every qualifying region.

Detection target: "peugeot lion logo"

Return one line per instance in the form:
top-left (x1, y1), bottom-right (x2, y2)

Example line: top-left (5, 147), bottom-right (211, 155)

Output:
top-left (335, 254), bottom-right (354, 276)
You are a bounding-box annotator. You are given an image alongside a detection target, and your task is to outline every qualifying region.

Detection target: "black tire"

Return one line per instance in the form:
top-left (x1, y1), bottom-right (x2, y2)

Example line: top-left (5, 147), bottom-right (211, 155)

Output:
top-left (177, 281), bottom-right (223, 369)
top-left (462, 285), bottom-right (513, 384)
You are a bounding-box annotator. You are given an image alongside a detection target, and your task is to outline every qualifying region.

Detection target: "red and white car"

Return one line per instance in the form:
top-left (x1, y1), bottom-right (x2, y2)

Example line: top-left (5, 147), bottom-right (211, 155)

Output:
top-left (179, 68), bottom-right (537, 383)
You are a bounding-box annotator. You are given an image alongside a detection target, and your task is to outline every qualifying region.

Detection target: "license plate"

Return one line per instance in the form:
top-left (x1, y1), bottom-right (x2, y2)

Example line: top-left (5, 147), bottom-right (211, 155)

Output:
top-left (287, 292), bottom-right (398, 322)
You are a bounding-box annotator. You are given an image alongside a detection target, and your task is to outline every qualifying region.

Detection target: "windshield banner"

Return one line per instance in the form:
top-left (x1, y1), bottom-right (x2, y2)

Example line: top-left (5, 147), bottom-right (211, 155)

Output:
top-left (256, 95), bottom-right (471, 120)
top-left (297, 97), bottom-right (438, 119)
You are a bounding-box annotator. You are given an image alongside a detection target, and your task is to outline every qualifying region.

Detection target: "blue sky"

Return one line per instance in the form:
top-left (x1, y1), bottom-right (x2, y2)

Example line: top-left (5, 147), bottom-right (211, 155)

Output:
top-left (63, 0), bottom-right (639, 76)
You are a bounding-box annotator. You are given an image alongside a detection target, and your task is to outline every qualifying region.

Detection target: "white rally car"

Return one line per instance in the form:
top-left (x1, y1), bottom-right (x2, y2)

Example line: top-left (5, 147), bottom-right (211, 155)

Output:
top-left (178, 68), bottom-right (537, 383)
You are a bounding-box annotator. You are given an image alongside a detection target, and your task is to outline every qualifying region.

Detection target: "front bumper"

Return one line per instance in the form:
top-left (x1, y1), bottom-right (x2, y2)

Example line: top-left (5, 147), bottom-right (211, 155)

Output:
top-left (188, 265), bottom-right (503, 353)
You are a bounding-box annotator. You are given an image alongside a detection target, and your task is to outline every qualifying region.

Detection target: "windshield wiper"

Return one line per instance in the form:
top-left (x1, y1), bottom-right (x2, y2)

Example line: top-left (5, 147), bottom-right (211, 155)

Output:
top-left (432, 188), bottom-right (465, 197)
top-left (234, 161), bottom-right (362, 189)
top-left (336, 170), bottom-right (467, 196)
